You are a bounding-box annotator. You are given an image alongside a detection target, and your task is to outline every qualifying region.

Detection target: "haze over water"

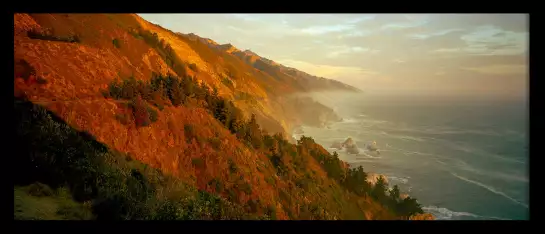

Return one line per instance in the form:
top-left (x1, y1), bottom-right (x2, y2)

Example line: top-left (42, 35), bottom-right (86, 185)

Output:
top-left (294, 93), bottom-right (529, 220)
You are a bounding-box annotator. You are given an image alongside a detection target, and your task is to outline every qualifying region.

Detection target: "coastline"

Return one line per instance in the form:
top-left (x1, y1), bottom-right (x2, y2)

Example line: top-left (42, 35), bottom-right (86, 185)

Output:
top-left (291, 124), bottom-right (435, 220)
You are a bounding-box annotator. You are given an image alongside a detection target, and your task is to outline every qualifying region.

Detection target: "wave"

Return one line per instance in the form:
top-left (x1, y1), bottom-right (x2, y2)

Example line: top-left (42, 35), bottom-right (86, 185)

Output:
top-left (342, 118), bottom-right (359, 123)
top-left (441, 141), bottom-right (526, 165)
top-left (355, 152), bottom-right (382, 159)
top-left (384, 143), bottom-right (434, 157)
top-left (423, 206), bottom-right (508, 220)
top-left (379, 132), bottom-right (427, 142)
top-left (450, 173), bottom-right (529, 209)
top-left (449, 158), bottom-right (529, 183)
top-left (387, 176), bottom-right (409, 184)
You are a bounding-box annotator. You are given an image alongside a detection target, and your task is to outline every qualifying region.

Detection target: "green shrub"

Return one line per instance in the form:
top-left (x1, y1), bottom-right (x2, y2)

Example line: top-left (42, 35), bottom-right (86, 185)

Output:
top-left (27, 28), bottom-right (80, 43)
top-left (208, 178), bottom-right (224, 193)
top-left (184, 124), bottom-right (195, 142)
top-left (128, 98), bottom-right (157, 127)
top-left (221, 77), bottom-right (234, 90)
top-left (239, 182), bottom-right (252, 195)
top-left (36, 77), bottom-right (48, 84)
top-left (188, 63), bottom-right (198, 72)
top-left (112, 38), bottom-right (121, 48)
top-left (208, 137), bottom-right (222, 150)
top-left (265, 177), bottom-right (275, 186)
top-left (228, 159), bottom-right (238, 174)
top-left (191, 158), bottom-right (204, 168)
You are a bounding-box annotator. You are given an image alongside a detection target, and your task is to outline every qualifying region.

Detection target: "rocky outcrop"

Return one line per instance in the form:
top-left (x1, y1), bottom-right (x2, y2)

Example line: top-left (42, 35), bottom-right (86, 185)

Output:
top-left (342, 138), bottom-right (356, 148)
top-left (346, 145), bottom-right (360, 154)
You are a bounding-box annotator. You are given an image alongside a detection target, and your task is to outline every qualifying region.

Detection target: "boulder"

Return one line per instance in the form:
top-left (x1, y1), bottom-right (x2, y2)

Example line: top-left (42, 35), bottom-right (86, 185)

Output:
top-left (346, 145), bottom-right (360, 154)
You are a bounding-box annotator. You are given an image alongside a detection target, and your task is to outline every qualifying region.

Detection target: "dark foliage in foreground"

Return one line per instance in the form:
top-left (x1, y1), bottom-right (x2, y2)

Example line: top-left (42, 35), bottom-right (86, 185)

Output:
top-left (14, 97), bottom-right (266, 220)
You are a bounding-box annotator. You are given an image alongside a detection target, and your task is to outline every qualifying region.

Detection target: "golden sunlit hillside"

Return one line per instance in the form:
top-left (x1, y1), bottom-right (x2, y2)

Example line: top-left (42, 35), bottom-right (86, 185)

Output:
top-left (14, 13), bottom-right (430, 220)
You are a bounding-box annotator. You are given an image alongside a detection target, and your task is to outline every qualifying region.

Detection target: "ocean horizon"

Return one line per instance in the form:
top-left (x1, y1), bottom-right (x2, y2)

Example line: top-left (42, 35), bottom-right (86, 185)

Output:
top-left (293, 93), bottom-right (529, 220)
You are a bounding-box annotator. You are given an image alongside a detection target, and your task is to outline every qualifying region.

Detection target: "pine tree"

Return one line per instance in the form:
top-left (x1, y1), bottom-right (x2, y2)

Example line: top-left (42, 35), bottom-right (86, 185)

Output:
top-left (390, 185), bottom-right (400, 202)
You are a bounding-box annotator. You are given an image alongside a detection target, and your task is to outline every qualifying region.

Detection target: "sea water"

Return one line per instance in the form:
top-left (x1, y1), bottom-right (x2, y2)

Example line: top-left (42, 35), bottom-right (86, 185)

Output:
top-left (293, 94), bottom-right (529, 220)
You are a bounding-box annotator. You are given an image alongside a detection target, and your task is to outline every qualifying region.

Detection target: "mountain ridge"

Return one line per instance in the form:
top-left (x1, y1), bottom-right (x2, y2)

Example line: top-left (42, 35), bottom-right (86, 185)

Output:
top-left (14, 13), bottom-right (430, 220)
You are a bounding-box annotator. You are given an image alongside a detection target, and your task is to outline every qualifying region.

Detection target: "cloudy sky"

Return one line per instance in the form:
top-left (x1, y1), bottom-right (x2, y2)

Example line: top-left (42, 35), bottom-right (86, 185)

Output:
top-left (139, 14), bottom-right (528, 98)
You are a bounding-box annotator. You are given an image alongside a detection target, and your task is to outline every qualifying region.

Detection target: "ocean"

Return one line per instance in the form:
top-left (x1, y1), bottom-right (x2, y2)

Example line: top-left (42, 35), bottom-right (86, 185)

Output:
top-left (292, 93), bottom-right (529, 220)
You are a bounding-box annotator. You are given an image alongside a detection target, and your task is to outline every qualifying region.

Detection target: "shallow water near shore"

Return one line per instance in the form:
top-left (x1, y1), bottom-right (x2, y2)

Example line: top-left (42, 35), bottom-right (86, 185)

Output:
top-left (293, 94), bottom-right (529, 220)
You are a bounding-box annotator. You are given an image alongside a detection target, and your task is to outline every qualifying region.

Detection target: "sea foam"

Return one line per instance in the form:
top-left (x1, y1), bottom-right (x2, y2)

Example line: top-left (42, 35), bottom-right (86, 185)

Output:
top-left (450, 172), bottom-right (529, 209)
top-left (422, 206), bottom-right (507, 220)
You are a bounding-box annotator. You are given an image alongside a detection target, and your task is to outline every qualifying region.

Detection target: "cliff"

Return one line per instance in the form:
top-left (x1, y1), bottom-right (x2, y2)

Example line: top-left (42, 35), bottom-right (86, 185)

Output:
top-left (14, 13), bottom-right (429, 220)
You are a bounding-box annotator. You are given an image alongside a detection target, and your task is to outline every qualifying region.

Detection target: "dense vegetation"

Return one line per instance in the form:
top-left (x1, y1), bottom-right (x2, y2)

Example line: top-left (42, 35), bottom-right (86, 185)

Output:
top-left (101, 73), bottom-right (424, 219)
top-left (27, 28), bottom-right (80, 43)
top-left (128, 28), bottom-right (189, 78)
top-left (14, 97), bottom-right (264, 220)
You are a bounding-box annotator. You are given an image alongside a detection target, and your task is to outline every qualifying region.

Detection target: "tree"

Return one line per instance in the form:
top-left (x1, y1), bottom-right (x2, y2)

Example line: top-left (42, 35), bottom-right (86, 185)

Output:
top-left (167, 77), bottom-right (183, 106)
top-left (390, 185), bottom-right (400, 202)
top-left (397, 197), bottom-right (423, 218)
top-left (131, 96), bottom-right (154, 127)
top-left (246, 114), bottom-right (263, 149)
top-left (372, 176), bottom-right (388, 204)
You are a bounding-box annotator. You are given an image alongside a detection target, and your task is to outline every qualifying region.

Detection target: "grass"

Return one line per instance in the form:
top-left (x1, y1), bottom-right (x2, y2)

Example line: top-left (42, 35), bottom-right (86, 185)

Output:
top-left (14, 184), bottom-right (94, 220)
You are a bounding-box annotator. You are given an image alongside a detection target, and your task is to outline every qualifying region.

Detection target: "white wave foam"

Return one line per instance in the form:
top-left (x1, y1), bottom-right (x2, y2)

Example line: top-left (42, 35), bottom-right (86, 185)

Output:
top-left (387, 176), bottom-right (409, 184)
top-left (440, 140), bottom-right (526, 165)
top-left (342, 118), bottom-right (359, 123)
top-left (451, 159), bottom-right (529, 183)
top-left (435, 159), bottom-right (447, 165)
top-left (423, 206), bottom-right (507, 220)
top-left (450, 173), bottom-right (529, 209)
top-left (383, 143), bottom-right (434, 157)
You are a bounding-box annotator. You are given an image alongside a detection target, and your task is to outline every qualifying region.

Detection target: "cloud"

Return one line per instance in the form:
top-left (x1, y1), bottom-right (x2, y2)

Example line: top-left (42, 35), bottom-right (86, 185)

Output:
top-left (393, 59), bottom-right (406, 63)
top-left (462, 64), bottom-right (527, 75)
top-left (460, 25), bottom-right (528, 56)
top-left (326, 45), bottom-right (376, 58)
top-left (408, 28), bottom-right (465, 39)
top-left (277, 59), bottom-right (378, 79)
top-left (345, 15), bottom-right (376, 24)
top-left (338, 30), bottom-right (374, 39)
top-left (381, 19), bottom-right (428, 30)
top-left (431, 48), bottom-right (462, 53)
top-left (300, 24), bottom-right (354, 35)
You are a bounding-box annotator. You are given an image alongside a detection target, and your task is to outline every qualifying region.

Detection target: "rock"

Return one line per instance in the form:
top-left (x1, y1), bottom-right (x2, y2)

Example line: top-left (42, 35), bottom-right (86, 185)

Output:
top-left (342, 137), bottom-right (356, 148)
top-left (364, 141), bottom-right (379, 151)
top-left (346, 145), bottom-right (360, 154)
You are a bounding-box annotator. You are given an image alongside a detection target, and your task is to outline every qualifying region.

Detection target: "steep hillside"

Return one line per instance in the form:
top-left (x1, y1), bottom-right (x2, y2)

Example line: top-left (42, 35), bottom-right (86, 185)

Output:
top-left (14, 13), bottom-right (429, 220)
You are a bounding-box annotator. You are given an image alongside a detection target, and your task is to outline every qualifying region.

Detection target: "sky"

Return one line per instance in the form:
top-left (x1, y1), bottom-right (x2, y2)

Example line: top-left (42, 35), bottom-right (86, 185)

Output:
top-left (139, 14), bottom-right (529, 99)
